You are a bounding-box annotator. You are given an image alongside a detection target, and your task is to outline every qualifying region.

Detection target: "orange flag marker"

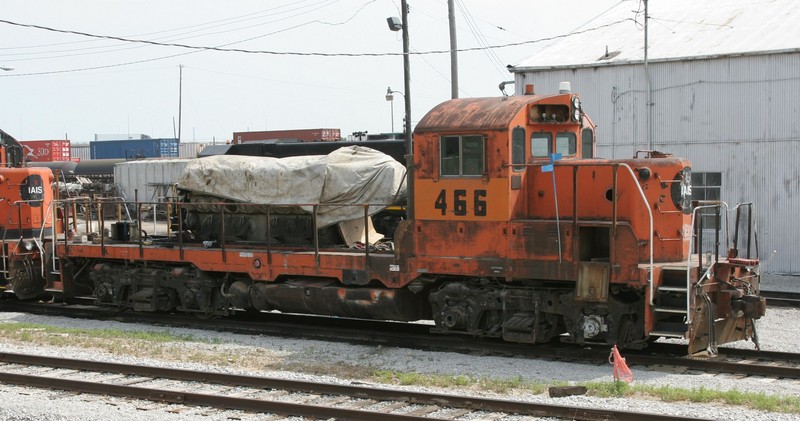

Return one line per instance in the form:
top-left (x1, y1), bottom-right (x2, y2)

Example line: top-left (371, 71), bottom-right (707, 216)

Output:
top-left (609, 344), bottom-right (634, 383)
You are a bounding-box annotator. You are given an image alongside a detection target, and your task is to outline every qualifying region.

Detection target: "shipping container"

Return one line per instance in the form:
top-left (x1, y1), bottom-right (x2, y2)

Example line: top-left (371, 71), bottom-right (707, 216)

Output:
top-left (113, 159), bottom-right (192, 202)
top-left (90, 138), bottom-right (179, 160)
top-left (232, 129), bottom-right (341, 144)
top-left (179, 142), bottom-right (208, 158)
top-left (71, 144), bottom-right (91, 162)
top-left (20, 140), bottom-right (71, 162)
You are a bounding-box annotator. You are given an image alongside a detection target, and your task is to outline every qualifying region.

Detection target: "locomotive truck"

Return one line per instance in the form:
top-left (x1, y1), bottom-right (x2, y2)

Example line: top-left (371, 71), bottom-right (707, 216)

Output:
top-left (0, 89), bottom-right (765, 355)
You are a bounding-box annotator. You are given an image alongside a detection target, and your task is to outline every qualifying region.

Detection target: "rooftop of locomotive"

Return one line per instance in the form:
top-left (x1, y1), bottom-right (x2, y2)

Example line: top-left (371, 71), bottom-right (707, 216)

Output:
top-left (414, 94), bottom-right (575, 133)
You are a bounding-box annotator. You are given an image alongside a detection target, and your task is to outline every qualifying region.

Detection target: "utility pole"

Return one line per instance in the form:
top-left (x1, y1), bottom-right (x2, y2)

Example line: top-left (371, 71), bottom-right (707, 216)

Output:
top-left (387, 1), bottom-right (414, 220)
top-left (401, 0), bottom-right (414, 220)
top-left (447, 0), bottom-right (458, 99)
top-left (178, 64), bottom-right (183, 143)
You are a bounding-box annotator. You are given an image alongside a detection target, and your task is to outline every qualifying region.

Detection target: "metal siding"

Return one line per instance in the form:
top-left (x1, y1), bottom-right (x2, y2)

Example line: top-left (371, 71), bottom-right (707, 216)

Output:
top-left (114, 159), bottom-right (192, 203)
top-left (179, 142), bottom-right (207, 158)
top-left (680, 142), bottom-right (799, 275)
top-left (516, 51), bottom-right (800, 273)
top-left (70, 145), bottom-right (91, 162)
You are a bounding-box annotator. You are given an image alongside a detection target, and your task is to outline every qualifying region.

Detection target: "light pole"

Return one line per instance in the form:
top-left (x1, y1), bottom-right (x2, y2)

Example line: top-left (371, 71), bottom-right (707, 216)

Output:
top-left (385, 87), bottom-right (404, 133)
top-left (0, 66), bottom-right (14, 72)
top-left (177, 64), bottom-right (183, 143)
top-left (387, 0), bottom-right (413, 220)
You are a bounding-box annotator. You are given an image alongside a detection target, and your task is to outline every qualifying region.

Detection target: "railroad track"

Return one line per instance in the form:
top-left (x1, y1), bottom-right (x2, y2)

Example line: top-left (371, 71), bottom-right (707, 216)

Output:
top-left (0, 352), bottom-right (700, 421)
top-left (761, 290), bottom-right (800, 308)
top-left (3, 299), bottom-right (800, 381)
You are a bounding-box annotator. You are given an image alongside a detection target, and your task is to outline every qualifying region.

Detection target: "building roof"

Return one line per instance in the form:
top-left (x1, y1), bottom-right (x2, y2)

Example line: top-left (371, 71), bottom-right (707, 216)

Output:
top-left (513, 0), bottom-right (800, 70)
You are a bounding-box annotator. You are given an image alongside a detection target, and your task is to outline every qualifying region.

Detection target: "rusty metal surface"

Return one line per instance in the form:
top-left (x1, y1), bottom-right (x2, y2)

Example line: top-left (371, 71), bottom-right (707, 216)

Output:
top-left (576, 261), bottom-right (610, 302)
top-left (414, 96), bottom-right (535, 133)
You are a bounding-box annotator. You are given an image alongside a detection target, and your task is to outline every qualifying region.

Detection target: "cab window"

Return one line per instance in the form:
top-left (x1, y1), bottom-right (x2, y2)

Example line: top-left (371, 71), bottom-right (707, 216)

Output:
top-left (581, 128), bottom-right (594, 158)
top-left (531, 132), bottom-right (552, 158)
top-left (556, 132), bottom-right (577, 156)
top-left (440, 135), bottom-right (485, 176)
top-left (512, 126), bottom-right (526, 172)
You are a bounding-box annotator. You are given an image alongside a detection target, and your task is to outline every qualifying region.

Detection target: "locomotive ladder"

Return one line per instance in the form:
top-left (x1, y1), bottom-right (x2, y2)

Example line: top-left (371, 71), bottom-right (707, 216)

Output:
top-left (651, 202), bottom-right (723, 339)
top-left (649, 202), bottom-right (724, 339)
top-left (650, 266), bottom-right (694, 338)
top-left (649, 201), bottom-right (758, 340)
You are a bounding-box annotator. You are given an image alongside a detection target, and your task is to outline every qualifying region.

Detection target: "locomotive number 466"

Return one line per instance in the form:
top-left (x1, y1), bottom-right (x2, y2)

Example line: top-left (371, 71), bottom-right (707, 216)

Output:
top-left (434, 189), bottom-right (487, 216)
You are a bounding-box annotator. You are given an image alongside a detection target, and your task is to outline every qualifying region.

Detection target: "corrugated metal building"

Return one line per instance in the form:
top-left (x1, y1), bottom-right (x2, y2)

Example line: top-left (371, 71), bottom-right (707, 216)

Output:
top-left (510, 0), bottom-right (799, 274)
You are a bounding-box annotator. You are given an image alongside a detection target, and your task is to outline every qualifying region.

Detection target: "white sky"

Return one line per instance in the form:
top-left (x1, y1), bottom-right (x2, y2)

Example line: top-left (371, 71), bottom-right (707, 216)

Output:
top-left (0, 0), bottom-right (620, 144)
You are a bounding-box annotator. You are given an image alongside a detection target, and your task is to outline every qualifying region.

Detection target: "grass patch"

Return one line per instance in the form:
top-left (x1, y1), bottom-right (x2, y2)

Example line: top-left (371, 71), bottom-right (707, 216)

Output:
top-left (634, 384), bottom-right (800, 413)
top-left (373, 371), bottom-right (800, 413)
top-left (582, 381), bottom-right (800, 413)
top-left (0, 322), bottom-right (198, 343)
top-left (372, 370), bottom-right (550, 394)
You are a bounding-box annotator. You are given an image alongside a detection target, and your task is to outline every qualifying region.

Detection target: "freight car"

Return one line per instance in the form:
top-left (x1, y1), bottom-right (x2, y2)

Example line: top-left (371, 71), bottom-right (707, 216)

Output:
top-left (2, 89), bottom-right (766, 355)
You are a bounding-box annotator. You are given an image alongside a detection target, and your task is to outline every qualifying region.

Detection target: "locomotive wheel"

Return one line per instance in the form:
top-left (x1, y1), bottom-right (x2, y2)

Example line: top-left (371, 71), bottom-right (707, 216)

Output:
top-left (9, 259), bottom-right (46, 301)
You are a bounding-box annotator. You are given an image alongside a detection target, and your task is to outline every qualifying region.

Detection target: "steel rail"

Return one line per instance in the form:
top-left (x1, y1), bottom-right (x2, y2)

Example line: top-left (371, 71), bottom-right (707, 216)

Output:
top-left (760, 290), bottom-right (800, 308)
top-left (3, 301), bottom-right (797, 380)
top-left (0, 352), bottom-right (703, 421)
top-left (0, 371), bottom-right (432, 421)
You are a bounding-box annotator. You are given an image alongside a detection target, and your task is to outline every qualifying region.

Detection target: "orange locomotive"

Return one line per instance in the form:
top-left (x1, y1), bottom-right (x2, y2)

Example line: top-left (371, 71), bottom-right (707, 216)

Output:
top-left (0, 130), bottom-right (56, 300)
top-left (6, 89), bottom-right (766, 354)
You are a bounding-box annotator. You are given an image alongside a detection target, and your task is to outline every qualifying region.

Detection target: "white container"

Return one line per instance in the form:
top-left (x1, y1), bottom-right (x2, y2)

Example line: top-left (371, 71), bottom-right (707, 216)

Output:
top-left (113, 159), bottom-right (193, 203)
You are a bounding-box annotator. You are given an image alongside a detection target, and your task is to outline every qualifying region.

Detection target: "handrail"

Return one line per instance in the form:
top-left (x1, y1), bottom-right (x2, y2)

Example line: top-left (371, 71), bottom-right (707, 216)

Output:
top-left (732, 202), bottom-right (758, 260)
top-left (686, 201), bottom-right (729, 324)
top-left (2, 199), bottom-right (52, 280)
top-left (0, 204), bottom-right (15, 278)
top-left (616, 164), bottom-right (655, 305)
top-left (692, 200), bottom-right (731, 258)
top-left (53, 196), bottom-right (397, 250)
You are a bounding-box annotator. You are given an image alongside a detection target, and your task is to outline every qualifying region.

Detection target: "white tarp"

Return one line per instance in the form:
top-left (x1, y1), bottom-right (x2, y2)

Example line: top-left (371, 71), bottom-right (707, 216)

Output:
top-left (177, 145), bottom-right (406, 228)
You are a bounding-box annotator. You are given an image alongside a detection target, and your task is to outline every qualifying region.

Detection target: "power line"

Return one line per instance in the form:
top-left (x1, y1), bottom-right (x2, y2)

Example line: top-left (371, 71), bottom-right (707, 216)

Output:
top-left (0, 0), bottom-right (375, 63)
top-left (0, 18), bottom-right (632, 66)
top-left (454, 0), bottom-right (507, 77)
top-left (0, 0), bottom-right (343, 51)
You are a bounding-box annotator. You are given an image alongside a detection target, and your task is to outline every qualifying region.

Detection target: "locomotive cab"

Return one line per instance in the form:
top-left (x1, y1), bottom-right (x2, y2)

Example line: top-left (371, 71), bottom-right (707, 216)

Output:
top-left (413, 90), bottom-right (763, 352)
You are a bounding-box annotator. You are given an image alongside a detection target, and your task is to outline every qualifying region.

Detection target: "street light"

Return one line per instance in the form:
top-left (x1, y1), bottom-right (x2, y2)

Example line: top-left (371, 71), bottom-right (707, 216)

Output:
top-left (387, 0), bottom-right (413, 220)
top-left (0, 66), bottom-right (14, 72)
top-left (385, 87), bottom-right (404, 133)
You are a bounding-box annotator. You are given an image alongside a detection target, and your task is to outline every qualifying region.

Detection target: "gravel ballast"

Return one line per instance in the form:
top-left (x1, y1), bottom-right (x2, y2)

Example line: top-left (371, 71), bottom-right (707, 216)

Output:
top-left (0, 297), bottom-right (798, 420)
